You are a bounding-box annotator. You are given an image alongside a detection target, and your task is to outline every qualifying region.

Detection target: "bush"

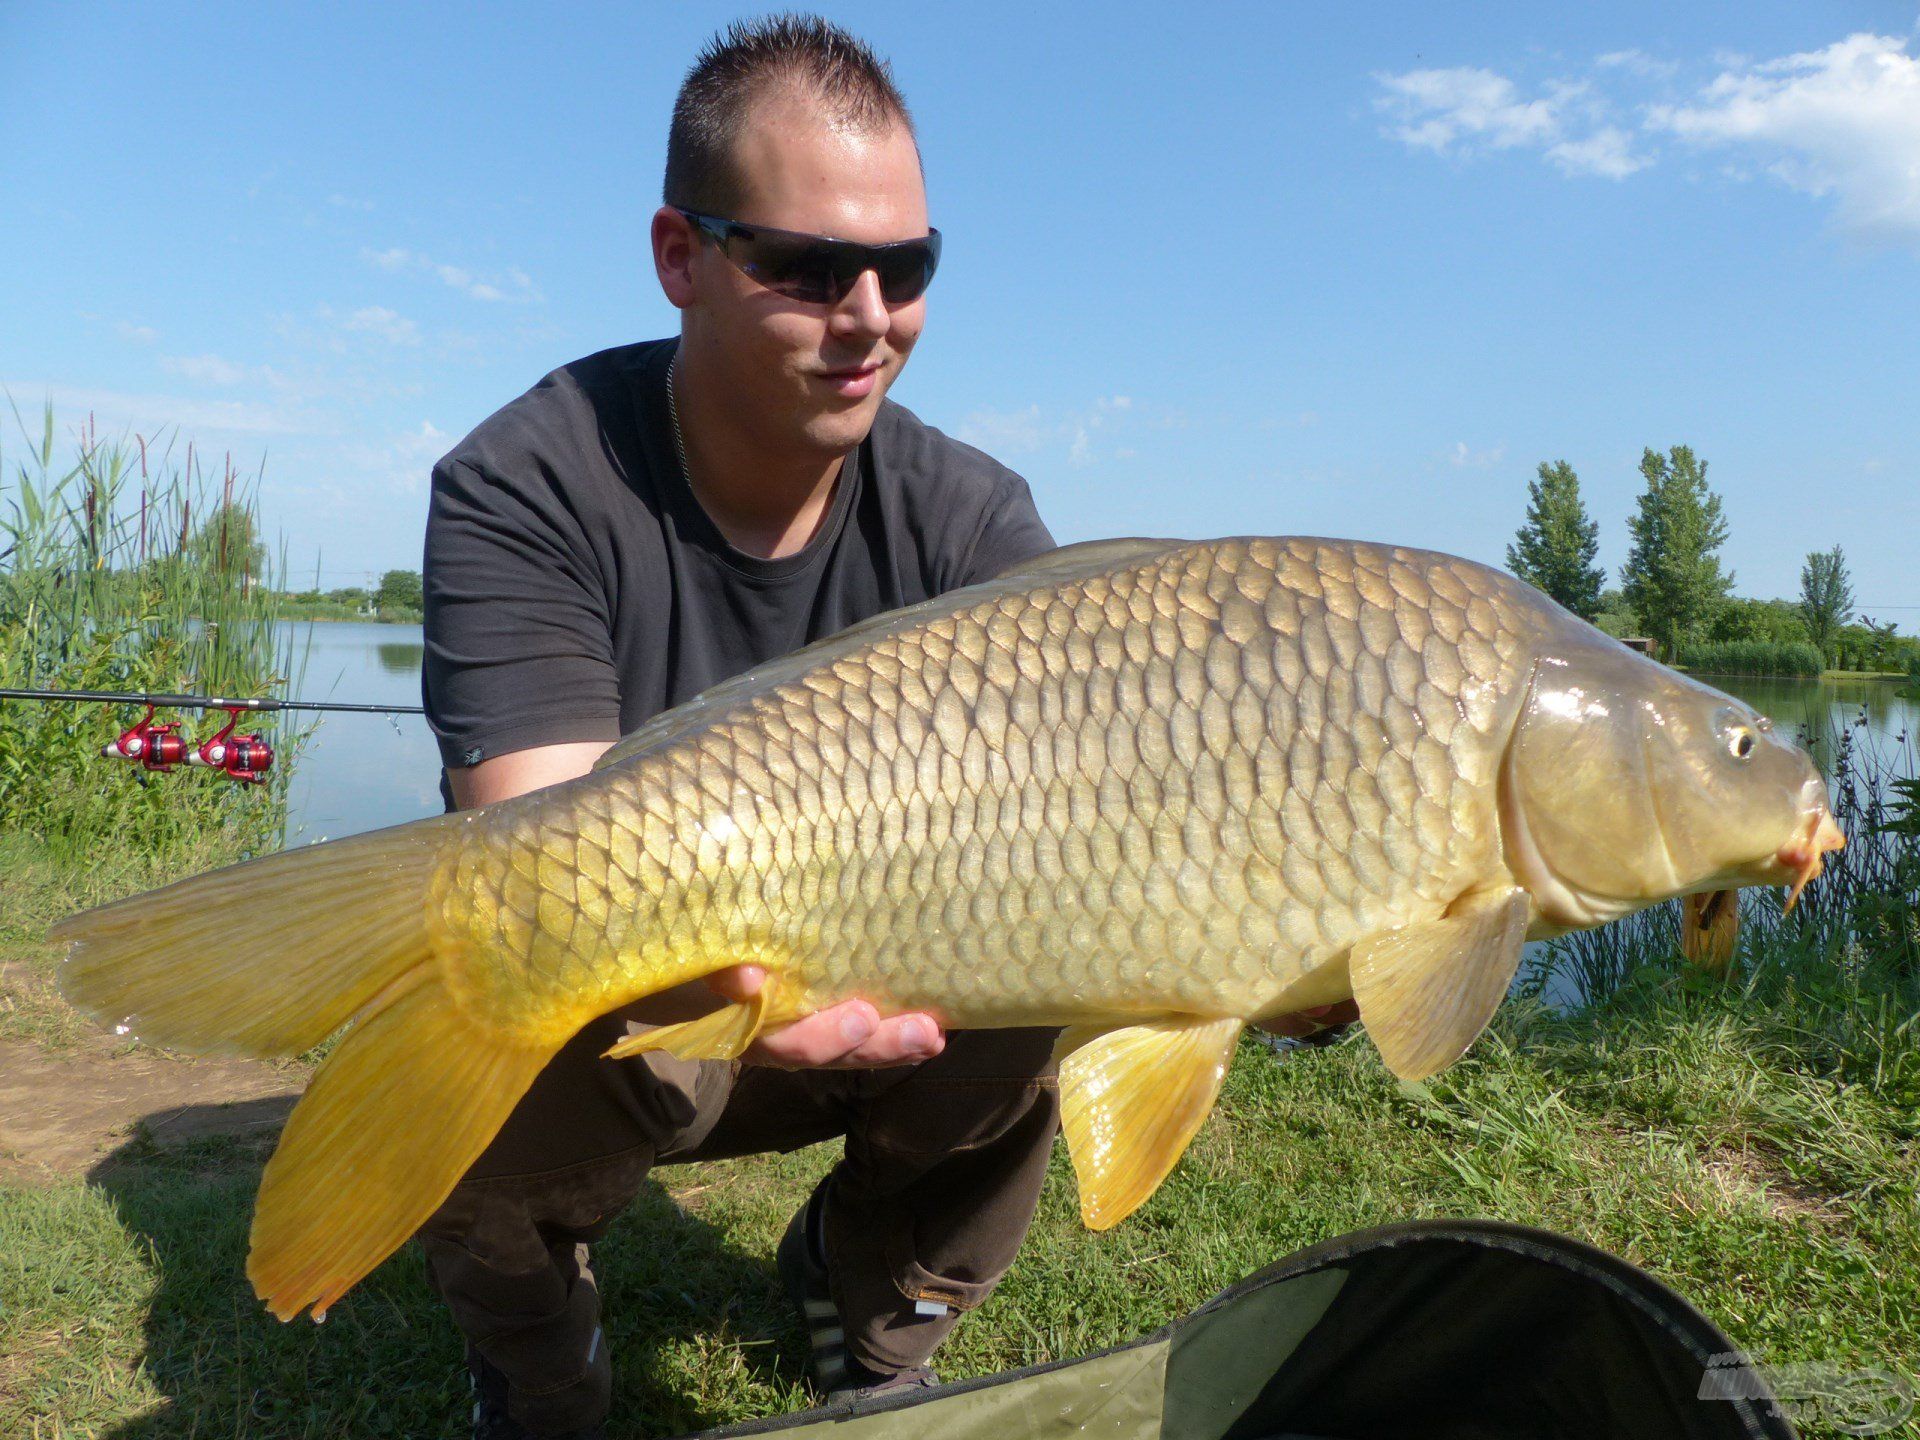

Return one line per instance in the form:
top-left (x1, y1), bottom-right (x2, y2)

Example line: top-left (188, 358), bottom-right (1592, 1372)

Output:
top-left (1674, 639), bottom-right (1824, 677)
top-left (1, 409), bottom-right (304, 856)
top-left (1705, 596), bottom-right (1809, 647)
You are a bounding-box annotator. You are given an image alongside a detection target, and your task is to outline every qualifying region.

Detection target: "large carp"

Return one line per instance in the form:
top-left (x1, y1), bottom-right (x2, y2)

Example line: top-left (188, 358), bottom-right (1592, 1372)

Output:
top-left (53, 537), bottom-right (1842, 1321)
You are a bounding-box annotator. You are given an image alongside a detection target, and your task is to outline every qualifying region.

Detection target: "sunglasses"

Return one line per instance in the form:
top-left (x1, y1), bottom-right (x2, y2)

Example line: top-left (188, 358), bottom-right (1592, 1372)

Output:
top-left (677, 208), bottom-right (942, 306)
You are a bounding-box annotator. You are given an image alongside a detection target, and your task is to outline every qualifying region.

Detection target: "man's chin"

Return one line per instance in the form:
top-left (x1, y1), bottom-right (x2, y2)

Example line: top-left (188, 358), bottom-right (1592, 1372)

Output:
top-left (799, 403), bottom-right (883, 458)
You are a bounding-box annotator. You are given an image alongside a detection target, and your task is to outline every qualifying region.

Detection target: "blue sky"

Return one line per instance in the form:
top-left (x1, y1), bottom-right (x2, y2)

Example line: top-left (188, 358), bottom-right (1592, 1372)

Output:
top-left (5, 2), bottom-right (1917, 619)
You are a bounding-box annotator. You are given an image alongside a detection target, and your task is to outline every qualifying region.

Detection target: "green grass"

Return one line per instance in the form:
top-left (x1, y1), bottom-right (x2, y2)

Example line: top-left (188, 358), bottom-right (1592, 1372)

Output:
top-left (4, 840), bottom-right (1916, 1438)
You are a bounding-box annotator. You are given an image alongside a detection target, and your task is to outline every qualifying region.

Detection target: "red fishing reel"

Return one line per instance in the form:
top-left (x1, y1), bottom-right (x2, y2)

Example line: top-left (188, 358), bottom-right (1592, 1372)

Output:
top-left (101, 705), bottom-right (190, 772)
top-left (188, 706), bottom-right (276, 785)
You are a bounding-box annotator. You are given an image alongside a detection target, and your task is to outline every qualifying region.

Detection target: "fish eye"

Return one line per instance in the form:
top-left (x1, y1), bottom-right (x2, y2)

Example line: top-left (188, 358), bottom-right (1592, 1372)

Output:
top-left (1729, 728), bottom-right (1756, 760)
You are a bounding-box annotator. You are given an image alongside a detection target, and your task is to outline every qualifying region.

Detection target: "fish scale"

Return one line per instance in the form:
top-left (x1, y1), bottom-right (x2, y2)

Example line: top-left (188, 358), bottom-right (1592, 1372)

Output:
top-left (430, 538), bottom-right (1540, 1040)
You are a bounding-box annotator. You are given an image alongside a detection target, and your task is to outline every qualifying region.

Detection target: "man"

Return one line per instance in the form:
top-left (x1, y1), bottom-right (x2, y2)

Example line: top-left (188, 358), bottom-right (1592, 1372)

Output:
top-left (420, 17), bottom-right (1349, 1440)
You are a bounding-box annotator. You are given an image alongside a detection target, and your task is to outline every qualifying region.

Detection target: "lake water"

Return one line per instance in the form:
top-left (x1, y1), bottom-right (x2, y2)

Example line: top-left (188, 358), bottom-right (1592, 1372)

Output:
top-left (284, 621), bottom-right (1917, 843)
top-left (281, 622), bottom-right (442, 843)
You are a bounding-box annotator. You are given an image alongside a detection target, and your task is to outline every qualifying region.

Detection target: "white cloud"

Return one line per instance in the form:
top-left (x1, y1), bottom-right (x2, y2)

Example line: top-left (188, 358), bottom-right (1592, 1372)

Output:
top-left (116, 321), bottom-right (159, 345)
top-left (1449, 440), bottom-right (1507, 468)
top-left (1375, 67), bottom-right (1561, 154)
top-left (360, 246), bottom-right (542, 303)
top-left (337, 420), bottom-right (450, 496)
top-left (3, 381), bottom-right (310, 436)
top-left (1648, 32), bottom-right (1920, 243)
top-left (957, 395), bottom-right (1161, 469)
top-left (1547, 125), bottom-right (1650, 179)
top-left (339, 305), bottom-right (421, 346)
top-left (1375, 29), bottom-right (1920, 242)
top-left (161, 352), bottom-right (251, 386)
top-left (327, 193), bottom-right (375, 212)
top-left (1375, 65), bottom-right (1649, 179)
top-left (957, 403), bottom-right (1051, 453)
top-left (1596, 49), bottom-right (1679, 79)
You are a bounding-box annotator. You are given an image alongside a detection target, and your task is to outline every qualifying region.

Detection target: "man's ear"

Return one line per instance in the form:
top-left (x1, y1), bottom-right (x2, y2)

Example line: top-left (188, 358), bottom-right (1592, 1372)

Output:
top-left (652, 206), bottom-right (697, 310)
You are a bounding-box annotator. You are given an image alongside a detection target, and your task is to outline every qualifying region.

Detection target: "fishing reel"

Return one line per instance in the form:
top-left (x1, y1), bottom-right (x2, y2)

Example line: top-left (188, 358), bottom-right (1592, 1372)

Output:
top-left (101, 706), bottom-right (191, 772)
top-left (187, 707), bottom-right (276, 785)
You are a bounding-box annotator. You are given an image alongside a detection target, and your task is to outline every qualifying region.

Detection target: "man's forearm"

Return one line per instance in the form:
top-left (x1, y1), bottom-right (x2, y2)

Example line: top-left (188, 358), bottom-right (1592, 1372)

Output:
top-left (445, 740), bottom-right (617, 810)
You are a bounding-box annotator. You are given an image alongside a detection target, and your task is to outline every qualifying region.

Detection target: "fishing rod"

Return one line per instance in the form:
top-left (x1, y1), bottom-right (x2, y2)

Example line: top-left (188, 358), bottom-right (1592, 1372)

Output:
top-left (0, 686), bottom-right (424, 786)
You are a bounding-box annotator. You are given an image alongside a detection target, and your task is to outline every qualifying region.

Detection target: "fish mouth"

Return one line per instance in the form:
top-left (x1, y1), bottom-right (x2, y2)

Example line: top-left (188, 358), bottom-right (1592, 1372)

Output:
top-left (1772, 808), bottom-right (1846, 913)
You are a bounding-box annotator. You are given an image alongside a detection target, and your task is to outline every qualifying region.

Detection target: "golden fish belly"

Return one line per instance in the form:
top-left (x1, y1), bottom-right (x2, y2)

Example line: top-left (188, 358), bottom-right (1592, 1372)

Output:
top-left (431, 538), bottom-right (1545, 1043)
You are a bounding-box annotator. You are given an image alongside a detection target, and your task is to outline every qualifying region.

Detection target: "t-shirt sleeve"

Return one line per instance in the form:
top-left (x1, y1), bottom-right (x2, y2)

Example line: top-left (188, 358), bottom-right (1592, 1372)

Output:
top-left (422, 457), bottom-right (625, 769)
top-left (954, 469), bottom-right (1056, 587)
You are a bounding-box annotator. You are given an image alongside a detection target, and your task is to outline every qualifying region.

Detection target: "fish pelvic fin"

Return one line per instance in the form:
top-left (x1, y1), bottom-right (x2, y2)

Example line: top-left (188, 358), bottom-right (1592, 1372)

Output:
top-left (600, 971), bottom-right (798, 1062)
top-left (1054, 1015), bottom-right (1245, 1231)
top-left (1349, 888), bottom-right (1530, 1082)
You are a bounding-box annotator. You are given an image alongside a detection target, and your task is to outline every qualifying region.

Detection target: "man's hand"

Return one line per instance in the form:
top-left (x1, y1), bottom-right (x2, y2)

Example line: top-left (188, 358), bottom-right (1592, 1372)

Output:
top-left (708, 964), bottom-right (946, 1069)
top-left (1255, 1000), bottom-right (1360, 1040)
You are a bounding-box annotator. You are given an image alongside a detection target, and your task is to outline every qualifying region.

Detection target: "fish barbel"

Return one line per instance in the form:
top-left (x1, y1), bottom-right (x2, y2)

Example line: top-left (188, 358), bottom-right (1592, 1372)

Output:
top-left (52, 537), bottom-right (1842, 1321)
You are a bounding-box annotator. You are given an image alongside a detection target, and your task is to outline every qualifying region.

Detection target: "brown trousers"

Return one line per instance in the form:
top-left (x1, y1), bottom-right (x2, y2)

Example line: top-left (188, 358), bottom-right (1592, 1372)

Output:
top-left (415, 1012), bottom-right (1060, 1436)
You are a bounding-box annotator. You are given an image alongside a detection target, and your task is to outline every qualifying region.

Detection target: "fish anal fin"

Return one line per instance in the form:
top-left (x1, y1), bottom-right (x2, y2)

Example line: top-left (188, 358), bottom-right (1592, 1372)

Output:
top-left (602, 974), bottom-right (794, 1062)
top-left (1055, 1015), bottom-right (1245, 1231)
top-left (1349, 888), bottom-right (1530, 1082)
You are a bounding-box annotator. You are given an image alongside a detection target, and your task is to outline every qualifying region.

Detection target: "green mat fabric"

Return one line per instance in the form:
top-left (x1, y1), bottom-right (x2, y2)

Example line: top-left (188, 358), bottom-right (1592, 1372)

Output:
top-left (697, 1221), bottom-right (1798, 1440)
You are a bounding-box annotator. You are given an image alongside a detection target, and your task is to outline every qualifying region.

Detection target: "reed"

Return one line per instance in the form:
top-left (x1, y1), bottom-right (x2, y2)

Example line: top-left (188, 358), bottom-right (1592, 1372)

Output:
top-left (1677, 638), bottom-right (1825, 677)
top-left (0, 405), bottom-right (307, 858)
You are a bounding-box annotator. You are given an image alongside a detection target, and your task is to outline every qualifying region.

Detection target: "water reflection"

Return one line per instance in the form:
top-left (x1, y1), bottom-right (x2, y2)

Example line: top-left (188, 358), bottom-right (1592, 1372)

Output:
top-left (376, 641), bottom-right (425, 675)
top-left (1700, 674), bottom-right (1915, 770)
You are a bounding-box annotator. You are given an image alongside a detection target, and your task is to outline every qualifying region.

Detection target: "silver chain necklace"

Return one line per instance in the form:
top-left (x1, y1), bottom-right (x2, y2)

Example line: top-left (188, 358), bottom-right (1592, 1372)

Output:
top-left (665, 355), bottom-right (691, 484)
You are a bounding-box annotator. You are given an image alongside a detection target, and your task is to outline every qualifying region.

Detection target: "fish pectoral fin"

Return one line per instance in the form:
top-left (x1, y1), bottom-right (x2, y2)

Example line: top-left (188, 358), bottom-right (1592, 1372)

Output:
top-left (1349, 888), bottom-right (1530, 1082)
top-left (1054, 1015), bottom-right (1245, 1231)
top-left (601, 975), bottom-right (787, 1062)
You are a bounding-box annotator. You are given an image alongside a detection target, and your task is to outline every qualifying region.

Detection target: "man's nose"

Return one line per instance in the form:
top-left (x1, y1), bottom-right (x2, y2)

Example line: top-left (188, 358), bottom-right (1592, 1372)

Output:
top-left (829, 269), bottom-right (890, 339)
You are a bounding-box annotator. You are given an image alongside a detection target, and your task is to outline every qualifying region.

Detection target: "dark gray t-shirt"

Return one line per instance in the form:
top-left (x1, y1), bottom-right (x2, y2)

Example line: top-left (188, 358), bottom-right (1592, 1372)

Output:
top-left (423, 338), bottom-right (1055, 777)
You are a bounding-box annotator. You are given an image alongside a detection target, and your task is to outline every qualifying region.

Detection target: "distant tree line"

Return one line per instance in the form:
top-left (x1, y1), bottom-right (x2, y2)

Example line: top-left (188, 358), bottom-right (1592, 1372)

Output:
top-left (272, 569), bottom-right (423, 623)
top-left (1506, 449), bottom-right (1910, 675)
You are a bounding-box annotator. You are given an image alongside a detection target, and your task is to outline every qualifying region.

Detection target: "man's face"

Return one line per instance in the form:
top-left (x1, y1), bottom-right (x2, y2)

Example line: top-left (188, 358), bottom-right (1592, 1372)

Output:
top-left (664, 88), bottom-right (930, 461)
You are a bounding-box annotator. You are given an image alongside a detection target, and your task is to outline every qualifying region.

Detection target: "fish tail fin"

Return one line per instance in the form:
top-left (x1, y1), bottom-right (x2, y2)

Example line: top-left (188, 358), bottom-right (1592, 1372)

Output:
top-left (245, 968), bottom-right (556, 1321)
top-left (52, 816), bottom-right (564, 1321)
top-left (53, 817), bottom-right (457, 1057)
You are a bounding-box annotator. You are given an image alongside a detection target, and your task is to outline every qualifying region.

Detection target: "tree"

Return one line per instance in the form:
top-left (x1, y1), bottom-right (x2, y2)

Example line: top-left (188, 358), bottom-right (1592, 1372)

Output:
top-left (1798, 546), bottom-right (1854, 663)
top-left (374, 569), bottom-right (424, 614)
top-left (1620, 445), bottom-right (1733, 658)
top-left (1506, 460), bottom-right (1605, 620)
top-left (182, 502), bottom-right (266, 588)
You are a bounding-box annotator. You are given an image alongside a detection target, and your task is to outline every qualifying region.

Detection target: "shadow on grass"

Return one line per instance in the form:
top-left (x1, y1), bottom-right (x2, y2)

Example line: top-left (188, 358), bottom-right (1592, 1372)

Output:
top-left (85, 1112), bottom-right (805, 1439)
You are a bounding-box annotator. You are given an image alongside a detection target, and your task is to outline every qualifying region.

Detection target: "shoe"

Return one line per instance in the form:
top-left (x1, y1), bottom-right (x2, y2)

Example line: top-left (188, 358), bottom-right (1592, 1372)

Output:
top-left (466, 1344), bottom-right (607, 1440)
top-left (776, 1181), bottom-right (942, 1404)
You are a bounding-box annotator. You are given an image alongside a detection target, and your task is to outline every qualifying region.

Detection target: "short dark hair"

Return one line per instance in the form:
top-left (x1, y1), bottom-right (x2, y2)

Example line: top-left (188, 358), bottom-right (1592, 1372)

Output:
top-left (664, 14), bottom-right (917, 215)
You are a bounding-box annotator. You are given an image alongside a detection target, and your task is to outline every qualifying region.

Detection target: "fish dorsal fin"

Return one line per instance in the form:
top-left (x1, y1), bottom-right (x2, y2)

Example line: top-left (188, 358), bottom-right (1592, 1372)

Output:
top-left (594, 537), bottom-right (1188, 773)
top-left (988, 536), bottom-right (1184, 583)
top-left (1054, 1015), bottom-right (1245, 1230)
top-left (1349, 889), bottom-right (1530, 1081)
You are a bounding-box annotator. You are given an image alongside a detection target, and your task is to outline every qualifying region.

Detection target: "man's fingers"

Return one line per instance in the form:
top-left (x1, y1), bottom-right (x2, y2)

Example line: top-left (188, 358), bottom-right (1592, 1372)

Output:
top-left (743, 1000), bottom-right (945, 1070)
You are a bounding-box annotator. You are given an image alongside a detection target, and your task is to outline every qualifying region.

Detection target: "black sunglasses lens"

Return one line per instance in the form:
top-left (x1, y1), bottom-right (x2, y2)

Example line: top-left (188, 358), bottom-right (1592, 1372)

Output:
top-left (735, 234), bottom-right (839, 303)
top-left (872, 241), bottom-right (939, 304)
top-left (726, 226), bottom-right (940, 305)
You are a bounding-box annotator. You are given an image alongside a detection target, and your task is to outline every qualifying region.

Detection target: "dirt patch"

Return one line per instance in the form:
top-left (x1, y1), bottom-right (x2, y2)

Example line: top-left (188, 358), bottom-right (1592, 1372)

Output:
top-left (1704, 1145), bottom-right (1845, 1224)
top-left (0, 1031), bottom-right (306, 1186)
